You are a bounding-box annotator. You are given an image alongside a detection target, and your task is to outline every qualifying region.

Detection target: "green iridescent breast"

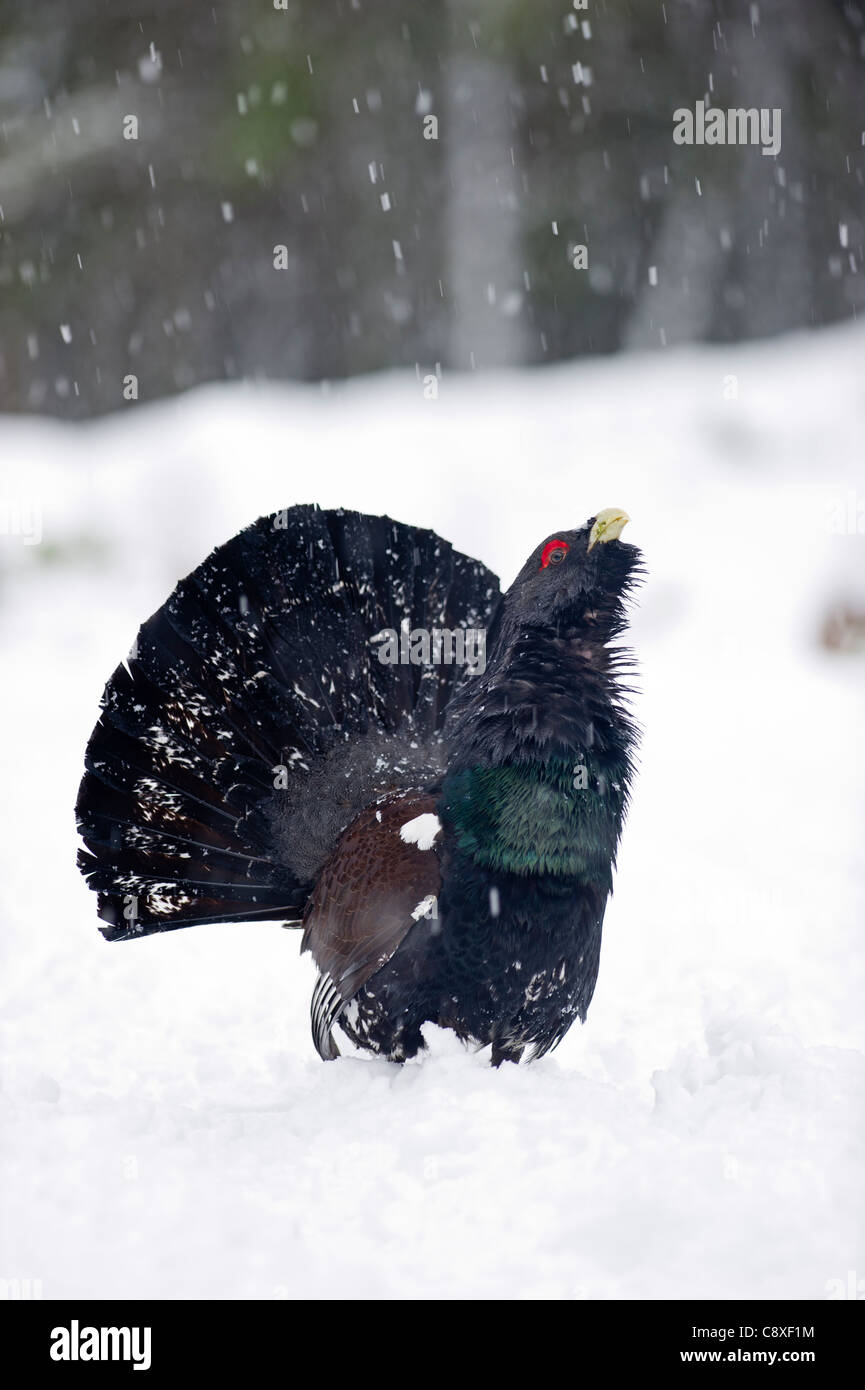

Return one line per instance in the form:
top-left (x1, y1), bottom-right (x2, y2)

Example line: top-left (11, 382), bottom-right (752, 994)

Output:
top-left (439, 756), bottom-right (625, 881)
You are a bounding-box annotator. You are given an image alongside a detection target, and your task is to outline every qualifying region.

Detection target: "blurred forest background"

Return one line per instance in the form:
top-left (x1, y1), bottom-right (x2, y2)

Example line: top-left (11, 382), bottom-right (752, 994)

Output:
top-left (0, 0), bottom-right (863, 418)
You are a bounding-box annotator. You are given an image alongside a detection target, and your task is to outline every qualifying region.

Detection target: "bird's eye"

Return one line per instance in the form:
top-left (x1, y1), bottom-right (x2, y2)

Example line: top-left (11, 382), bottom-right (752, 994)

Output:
top-left (540, 539), bottom-right (570, 570)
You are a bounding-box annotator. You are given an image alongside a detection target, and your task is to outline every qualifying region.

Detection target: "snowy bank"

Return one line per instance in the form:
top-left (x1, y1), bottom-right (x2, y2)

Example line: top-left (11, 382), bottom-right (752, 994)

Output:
top-left (1, 323), bottom-right (863, 1299)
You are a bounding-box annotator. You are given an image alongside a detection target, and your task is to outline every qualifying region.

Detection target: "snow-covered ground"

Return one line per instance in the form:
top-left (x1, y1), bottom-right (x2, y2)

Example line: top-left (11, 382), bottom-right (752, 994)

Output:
top-left (1, 325), bottom-right (863, 1300)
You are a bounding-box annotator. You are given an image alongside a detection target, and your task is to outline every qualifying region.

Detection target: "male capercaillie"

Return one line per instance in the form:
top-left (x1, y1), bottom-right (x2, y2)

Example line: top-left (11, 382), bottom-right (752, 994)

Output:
top-left (76, 505), bottom-right (641, 1064)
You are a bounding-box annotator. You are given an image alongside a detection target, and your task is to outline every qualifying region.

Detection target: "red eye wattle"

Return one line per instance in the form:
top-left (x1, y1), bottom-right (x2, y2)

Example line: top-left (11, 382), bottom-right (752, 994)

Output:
top-left (540, 539), bottom-right (569, 570)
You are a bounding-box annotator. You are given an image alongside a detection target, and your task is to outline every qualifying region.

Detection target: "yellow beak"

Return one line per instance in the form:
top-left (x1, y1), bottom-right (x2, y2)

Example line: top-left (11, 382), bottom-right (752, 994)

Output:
top-left (587, 508), bottom-right (630, 551)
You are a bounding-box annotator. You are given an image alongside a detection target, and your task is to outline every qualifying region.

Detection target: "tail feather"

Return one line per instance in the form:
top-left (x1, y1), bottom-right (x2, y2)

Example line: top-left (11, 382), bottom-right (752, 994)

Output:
top-left (310, 972), bottom-right (344, 1060)
top-left (76, 505), bottom-right (501, 942)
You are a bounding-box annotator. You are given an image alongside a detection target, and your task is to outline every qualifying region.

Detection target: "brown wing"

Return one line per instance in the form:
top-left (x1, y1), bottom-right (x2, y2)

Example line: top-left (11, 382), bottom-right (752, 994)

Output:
top-left (301, 790), bottom-right (441, 1058)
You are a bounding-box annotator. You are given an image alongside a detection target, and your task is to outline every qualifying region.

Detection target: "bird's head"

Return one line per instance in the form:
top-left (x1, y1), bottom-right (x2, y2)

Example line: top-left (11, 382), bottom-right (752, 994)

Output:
top-left (504, 508), bottom-right (642, 641)
top-left (442, 509), bottom-right (642, 765)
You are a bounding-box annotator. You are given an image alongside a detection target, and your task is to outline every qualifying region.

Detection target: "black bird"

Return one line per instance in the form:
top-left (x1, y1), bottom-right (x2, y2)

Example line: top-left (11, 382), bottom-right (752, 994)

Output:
top-left (76, 505), bottom-right (641, 1064)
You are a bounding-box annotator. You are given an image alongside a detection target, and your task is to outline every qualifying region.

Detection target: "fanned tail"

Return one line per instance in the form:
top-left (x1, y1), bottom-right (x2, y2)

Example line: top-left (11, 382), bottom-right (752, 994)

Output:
top-left (76, 504), bottom-right (500, 941)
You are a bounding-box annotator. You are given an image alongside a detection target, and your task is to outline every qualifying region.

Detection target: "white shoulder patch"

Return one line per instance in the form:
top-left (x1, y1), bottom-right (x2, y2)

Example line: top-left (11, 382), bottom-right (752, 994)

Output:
top-left (399, 812), bottom-right (441, 852)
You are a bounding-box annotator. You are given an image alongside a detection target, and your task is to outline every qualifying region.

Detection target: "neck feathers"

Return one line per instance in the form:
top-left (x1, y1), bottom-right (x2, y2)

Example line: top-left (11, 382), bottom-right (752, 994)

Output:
top-left (444, 615), bottom-right (638, 775)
